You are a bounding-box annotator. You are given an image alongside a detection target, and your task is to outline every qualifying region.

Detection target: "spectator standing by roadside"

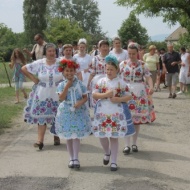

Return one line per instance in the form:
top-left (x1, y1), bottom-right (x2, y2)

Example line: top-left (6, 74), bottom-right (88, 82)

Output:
top-left (23, 33), bottom-right (47, 60)
top-left (143, 45), bottom-right (160, 87)
top-left (177, 47), bottom-right (190, 94)
top-left (163, 44), bottom-right (181, 98)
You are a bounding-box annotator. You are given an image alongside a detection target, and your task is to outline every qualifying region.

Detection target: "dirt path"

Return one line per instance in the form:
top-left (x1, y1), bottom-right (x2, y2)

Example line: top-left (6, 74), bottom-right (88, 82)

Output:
top-left (0, 85), bottom-right (190, 190)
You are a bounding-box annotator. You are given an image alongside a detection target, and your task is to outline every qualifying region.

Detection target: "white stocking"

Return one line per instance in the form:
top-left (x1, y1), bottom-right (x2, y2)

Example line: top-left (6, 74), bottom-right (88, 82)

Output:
top-left (132, 125), bottom-right (140, 145)
top-left (110, 138), bottom-right (119, 165)
top-left (66, 139), bottom-right (73, 160)
top-left (99, 138), bottom-right (110, 160)
top-left (124, 136), bottom-right (131, 147)
top-left (73, 138), bottom-right (80, 160)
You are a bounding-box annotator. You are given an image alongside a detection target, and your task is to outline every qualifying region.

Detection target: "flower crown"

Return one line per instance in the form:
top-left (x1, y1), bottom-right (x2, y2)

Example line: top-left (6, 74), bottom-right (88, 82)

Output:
top-left (128, 42), bottom-right (139, 49)
top-left (105, 55), bottom-right (119, 66)
top-left (58, 59), bottom-right (79, 72)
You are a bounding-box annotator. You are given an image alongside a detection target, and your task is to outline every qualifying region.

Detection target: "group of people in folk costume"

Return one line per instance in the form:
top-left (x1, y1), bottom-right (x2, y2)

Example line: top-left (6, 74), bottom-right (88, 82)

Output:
top-left (11, 34), bottom-right (179, 172)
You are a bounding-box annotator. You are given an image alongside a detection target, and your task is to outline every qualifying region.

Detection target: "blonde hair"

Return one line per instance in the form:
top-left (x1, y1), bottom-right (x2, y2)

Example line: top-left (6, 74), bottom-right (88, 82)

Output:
top-left (11, 48), bottom-right (26, 65)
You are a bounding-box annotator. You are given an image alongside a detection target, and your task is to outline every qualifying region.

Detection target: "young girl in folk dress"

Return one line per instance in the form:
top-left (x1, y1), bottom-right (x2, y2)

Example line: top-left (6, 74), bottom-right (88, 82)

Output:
top-left (9, 48), bottom-right (27, 104)
top-left (92, 55), bottom-right (135, 171)
top-left (120, 43), bottom-right (154, 154)
top-left (55, 59), bottom-right (91, 169)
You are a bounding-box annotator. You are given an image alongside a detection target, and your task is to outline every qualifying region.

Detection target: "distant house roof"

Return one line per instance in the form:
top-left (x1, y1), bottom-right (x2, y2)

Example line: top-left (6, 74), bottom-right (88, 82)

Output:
top-left (165, 26), bottom-right (188, 42)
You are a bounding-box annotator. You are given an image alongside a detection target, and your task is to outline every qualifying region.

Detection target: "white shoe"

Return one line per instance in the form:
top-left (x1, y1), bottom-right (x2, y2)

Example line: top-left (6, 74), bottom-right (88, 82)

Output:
top-left (176, 91), bottom-right (183, 95)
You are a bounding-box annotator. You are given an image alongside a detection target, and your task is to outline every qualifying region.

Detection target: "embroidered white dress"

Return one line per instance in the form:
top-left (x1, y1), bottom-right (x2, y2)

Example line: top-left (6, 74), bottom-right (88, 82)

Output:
top-left (55, 77), bottom-right (91, 139)
top-left (24, 58), bottom-right (63, 125)
top-left (120, 60), bottom-right (154, 124)
top-left (73, 54), bottom-right (92, 87)
top-left (92, 76), bottom-right (135, 138)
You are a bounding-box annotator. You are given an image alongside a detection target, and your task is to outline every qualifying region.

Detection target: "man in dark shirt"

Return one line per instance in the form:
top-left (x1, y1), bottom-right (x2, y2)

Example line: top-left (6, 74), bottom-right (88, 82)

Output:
top-left (163, 44), bottom-right (181, 98)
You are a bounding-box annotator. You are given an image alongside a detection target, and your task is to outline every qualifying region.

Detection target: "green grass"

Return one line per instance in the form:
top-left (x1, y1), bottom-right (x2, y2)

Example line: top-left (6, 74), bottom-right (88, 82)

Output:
top-left (0, 87), bottom-right (27, 134)
top-left (0, 62), bottom-right (13, 84)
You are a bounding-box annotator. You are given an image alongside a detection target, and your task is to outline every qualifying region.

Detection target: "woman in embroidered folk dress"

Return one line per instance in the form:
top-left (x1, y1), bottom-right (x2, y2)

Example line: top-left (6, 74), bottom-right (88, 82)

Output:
top-left (55, 59), bottom-right (91, 169)
top-left (87, 40), bottom-right (110, 107)
top-left (92, 55), bottom-right (135, 171)
top-left (22, 43), bottom-right (63, 150)
top-left (9, 48), bottom-right (27, 104)
top-left (120, 43), bottom-right (154, 154)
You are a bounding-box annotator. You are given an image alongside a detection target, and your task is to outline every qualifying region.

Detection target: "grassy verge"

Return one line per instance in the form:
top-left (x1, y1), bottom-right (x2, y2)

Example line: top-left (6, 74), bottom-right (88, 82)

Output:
top-left (0, 62), bottom-right (13, 84)
top-left (0, 87), bottom-right (28, 134)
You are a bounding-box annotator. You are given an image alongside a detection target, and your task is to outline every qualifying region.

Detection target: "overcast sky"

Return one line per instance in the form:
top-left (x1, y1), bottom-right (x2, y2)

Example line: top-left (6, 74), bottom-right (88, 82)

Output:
top-left (0, 0), bottom-right (179, 38)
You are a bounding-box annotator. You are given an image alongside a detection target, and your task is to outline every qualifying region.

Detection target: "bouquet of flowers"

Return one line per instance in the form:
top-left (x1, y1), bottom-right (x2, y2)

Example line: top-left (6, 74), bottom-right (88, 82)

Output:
top-left (58, 59), bottom-right (79, 72)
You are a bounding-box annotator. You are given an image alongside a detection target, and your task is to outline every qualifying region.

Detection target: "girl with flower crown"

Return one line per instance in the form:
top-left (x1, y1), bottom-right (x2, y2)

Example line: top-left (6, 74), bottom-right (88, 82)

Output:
top-left (55, 59), bottom-right (91, 169)
top-left (92, 55), bottom-right (135, 171)
top-left (120, 42), bottom-right (154, 154)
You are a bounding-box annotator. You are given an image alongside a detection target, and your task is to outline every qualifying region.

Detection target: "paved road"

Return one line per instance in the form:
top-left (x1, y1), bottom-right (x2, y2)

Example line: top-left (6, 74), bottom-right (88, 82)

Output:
top-left (0, 84), bottom-right (190, 190)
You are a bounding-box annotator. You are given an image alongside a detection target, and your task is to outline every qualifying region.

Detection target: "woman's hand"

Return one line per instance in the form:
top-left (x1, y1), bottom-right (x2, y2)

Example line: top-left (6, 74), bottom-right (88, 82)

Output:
top-left (34, 78), bottom-right (39, 85)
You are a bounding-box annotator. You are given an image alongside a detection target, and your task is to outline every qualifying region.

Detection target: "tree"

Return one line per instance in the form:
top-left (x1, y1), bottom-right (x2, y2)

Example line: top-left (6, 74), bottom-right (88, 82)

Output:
top-left (0, 23), bottom-right (17, 61)
top-left (118, 12), bottom-right (149, 45)
top-left (44, 18), bottom-right (90, 44)
top-left (48, 0), bottom-right (103, 35)
top-left (23, 0), bottom-right (48, 43)
top-left (116, 0), bottom-right (190, 32)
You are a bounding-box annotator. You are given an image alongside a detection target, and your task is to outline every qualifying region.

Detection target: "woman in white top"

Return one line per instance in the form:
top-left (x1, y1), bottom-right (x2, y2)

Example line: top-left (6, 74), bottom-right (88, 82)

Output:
top-left (109, 36), bottom-right (128, 63)
top-left (177, 47), bottom-right (190, 94)
top-left (73, 39), bottom-right (92, 87)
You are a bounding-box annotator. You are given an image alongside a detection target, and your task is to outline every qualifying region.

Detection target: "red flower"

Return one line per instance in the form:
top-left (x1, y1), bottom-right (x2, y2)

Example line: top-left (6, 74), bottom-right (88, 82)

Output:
top-left (106, 118), bottom-right (112, 124)
top-left (102, 87), bottom-right (107, 93)
top-left (140, 98), bottom-right (146, 104)
top-left (125, 71), bottom-right (130, 75)
top-left (135, 71), bottom-right (141, 76)
top-left (58, 67), bottom-right (63, 72)
top-left (95, 85), bottom-right (99, 89)
top-left (129, 104), bottom-right (135, 110)
top-left (102, 122), bottom-right (107, 127)
top-left (125, 86), bottom-right (129, 92)
top-left (111, 122), bottom-right (117, 127)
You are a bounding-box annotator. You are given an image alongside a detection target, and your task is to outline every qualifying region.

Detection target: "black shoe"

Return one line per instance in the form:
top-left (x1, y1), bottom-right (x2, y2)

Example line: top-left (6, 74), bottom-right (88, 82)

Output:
top-left (110, 163), bottom-right (118, 171)
top-left (68, 160), bottom-right (74, 168)
top-left (123, 146), bottom-right (131, 155)
top-left (132, 145), bottom-right (138, 152)
top-left (73, 159), bottom-right (80, 169)
top-left (168, 93), bottom-right (172, 98)
top-left (33, 142), bottom-right (44, 150)
top-left (172, 93), bottom-right (177, 99)
top-left (103, 152), bottom-right (111, 165)
top-left (54, 136), bottom-right (60, 146)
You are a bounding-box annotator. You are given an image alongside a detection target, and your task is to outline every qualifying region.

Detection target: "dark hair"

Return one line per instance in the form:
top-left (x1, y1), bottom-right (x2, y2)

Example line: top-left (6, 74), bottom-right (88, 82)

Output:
top-left (180, 47), bottom-right (186, 52)
top-left (159, 48), bottom-right (166, 52)
top-left (99, 40), bottom-right (109, 47)
top-left (72, 41), bottom-right (78, 46)
top-left (35, 33), bottom-right (43, 39)
top-left (57, 40), bottom-right (63, 44)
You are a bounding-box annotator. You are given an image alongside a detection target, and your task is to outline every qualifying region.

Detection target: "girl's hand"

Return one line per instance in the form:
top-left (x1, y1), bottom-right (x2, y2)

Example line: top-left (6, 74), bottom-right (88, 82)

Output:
top-left (106, 90), bottom-right (113, 98)
top-left (66, 79), bottom-right (73, 88)
top-left (74, 101), bottom-right (83, 109)
top-left (109, 97), bottom-right (119, 103)
top-left (148, 88), bottom-right (154, 95)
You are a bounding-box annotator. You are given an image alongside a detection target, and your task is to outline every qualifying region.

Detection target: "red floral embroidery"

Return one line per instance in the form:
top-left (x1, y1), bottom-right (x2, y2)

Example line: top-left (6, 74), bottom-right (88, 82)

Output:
top-left (140, 98), bottom-right (146, 104)
top-left (129, 104), bottom-right (135, 110)
top-left (135, 71), bottom-right (141, 76)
